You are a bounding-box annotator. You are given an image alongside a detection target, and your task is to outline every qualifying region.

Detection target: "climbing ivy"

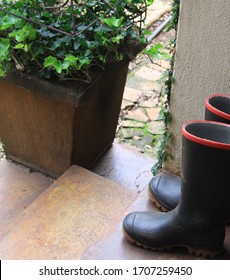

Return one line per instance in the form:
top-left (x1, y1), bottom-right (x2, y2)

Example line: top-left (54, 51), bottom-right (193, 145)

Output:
top-left (0, 140), bottom-right (5, 160)
top-left (0, 0), bottom-right (154, 81)
top-left (151, 0), bottom-right (180, 176)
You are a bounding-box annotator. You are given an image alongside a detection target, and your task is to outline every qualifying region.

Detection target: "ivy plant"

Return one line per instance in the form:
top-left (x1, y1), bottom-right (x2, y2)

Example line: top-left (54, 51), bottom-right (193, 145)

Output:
top-left (151, 0), bottom-right (180, 175)
top-left (0, 0), bottom-right (154, 81)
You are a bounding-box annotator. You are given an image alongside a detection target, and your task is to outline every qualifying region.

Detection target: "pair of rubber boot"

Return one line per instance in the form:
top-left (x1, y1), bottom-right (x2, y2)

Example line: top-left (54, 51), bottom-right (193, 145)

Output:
top-left (122, 93), bottom-right (230, 258)
top-left (149, 93), bottom-right (230, 212)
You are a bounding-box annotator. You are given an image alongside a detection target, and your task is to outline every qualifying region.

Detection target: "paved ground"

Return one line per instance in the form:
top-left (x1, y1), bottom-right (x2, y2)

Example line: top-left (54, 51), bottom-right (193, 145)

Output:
top-left (115, 0), bottom-right (174, 158)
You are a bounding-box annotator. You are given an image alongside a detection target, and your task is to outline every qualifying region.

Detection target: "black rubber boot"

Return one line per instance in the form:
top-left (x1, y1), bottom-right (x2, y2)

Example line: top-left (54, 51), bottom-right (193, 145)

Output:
top-left (148, 173), bottom-right (180, 212)
top-left (149, 93), bottom-right (230, 211)
top-left (205, 93), bottom-right (230, 124)
top-left (123, 121), bottom-right (230, 258)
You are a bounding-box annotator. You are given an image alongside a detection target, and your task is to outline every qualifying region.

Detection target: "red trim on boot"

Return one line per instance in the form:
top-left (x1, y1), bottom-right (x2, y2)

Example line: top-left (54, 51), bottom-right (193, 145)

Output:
top-left (206, 93), bottom-right (230, 121)
top-left (182, 120), bottom-right (230, 150)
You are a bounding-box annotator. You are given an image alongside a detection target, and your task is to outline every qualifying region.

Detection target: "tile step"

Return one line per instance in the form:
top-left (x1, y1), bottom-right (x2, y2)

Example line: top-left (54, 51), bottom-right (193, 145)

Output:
top-left (0, 165), bottom-right (137, 259)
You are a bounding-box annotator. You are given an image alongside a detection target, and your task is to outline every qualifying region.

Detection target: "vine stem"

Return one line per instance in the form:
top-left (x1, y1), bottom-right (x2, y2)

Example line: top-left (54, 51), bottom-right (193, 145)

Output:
top-left (151, 0), bottom-right (181, 176)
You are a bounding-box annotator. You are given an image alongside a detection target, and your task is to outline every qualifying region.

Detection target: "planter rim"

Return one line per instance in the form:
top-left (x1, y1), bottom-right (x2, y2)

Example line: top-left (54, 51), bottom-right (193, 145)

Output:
top-left (1, 60), bottom-right (128, 108)
top-left (0, 39), bottom-right (144, 107)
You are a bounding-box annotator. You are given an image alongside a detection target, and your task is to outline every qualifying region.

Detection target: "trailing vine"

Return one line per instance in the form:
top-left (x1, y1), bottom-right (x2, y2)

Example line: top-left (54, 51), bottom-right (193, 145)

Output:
top-left (151, 0), bottom-right (180, 176)
top-left (0, 140), bottom-right (5, 160)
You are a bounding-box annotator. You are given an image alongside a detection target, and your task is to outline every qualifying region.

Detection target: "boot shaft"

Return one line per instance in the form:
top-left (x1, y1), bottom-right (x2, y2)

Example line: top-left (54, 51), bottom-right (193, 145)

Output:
top-left (180, 121), bottom-right (230, 219)
top-left (205, 94), bottom-right (230, 124)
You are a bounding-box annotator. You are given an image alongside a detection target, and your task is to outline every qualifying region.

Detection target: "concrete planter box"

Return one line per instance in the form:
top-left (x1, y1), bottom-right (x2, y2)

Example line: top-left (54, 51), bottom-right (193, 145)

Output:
top-left (0, 60), bottom-right (129, 177)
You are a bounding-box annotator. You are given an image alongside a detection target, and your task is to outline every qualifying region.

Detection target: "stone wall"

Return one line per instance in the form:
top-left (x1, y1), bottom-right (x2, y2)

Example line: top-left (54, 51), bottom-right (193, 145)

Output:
top-left (164, 0), bottom-right (230, 174)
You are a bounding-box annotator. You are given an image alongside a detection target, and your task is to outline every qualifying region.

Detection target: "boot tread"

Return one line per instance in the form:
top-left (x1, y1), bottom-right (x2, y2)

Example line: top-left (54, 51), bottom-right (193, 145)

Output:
top-left (122, 227), bottom-right (222, 259)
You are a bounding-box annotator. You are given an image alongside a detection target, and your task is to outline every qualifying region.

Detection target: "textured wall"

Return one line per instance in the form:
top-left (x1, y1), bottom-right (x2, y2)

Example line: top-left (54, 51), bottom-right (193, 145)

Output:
top-left (164, 0), bottom-right (230, 173)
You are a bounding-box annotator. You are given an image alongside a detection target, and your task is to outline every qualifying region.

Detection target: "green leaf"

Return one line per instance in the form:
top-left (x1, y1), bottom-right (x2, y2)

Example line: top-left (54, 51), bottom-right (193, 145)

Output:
top-left (14, 43), bottom-right (24, 49)
top-left (0, 38), bottom-right (10, 61)
top-left (53, 60), bottom-right (63, 74)
top-left (62, 54), bottom-right (77, 70)
top-left (143, 29), bottom-right (152, 35)
top-left (38, 28), bottom-right (56, 39)
top-left (76, 56), bottom-right (91, 70)
top-left (144, 43), bottom-right (170, 59)
top-left (65, 54), bottom-right (77, 63)
top-left (44, 56), bottom-right (58, 68)
top-left (146, 0), bottom-right (154, 5)
top-left (111, 34), bottom-right (124, 44)
top-left (44, 56), bottom-right (63, 74)
top-left (25, 24), bottom-right (37, 40)
top-left (0, 14), bottom-right (21, 31)
top-left (101, 16), bottom-right (124, 28)
top-left (14, 43), bottom-right (32, 52)
top-left (49, 36), bottom-right (71, 51)
top-left (9, 24), bottom-right (36, 42)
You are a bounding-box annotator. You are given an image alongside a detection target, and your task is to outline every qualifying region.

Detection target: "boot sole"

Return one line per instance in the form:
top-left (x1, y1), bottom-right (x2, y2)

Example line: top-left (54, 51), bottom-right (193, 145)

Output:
top-left (122, 226), bottom-right (222, 259)
top-left (147, 188), bottom-right (170, 212)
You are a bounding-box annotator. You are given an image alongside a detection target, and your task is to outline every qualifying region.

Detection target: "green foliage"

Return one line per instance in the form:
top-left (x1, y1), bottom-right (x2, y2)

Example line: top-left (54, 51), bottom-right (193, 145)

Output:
top-left (165, 0), bottom-right (180, 32)
top-left (0, 140), bottom-right (5, 160)
top-left (0, 37), bottom-right (11, 75)
top-left (151, 130), bottom-right (172, 176)
top-left (0, 0), bottom-right (153, 80)
top-left (151, 0), bottom-right (180, 175)
top-left (144, 43), bottom-right (171, 60)
top-left (100, 16), bottom-right (124, 28)
top-left (0, 38), bottom-right (10, 59)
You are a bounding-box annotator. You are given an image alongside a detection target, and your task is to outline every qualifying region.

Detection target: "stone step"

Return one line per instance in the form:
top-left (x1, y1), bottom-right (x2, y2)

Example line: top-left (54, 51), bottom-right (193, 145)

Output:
top-left (0, 165), bottom-right (137, 259)
top-left (0, 159), bottom-right (53, 236)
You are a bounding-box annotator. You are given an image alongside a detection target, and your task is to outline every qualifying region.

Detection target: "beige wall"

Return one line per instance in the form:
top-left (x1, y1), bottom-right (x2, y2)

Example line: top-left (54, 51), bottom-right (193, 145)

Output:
top-left (164, 0), bottom-right (230, 174)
